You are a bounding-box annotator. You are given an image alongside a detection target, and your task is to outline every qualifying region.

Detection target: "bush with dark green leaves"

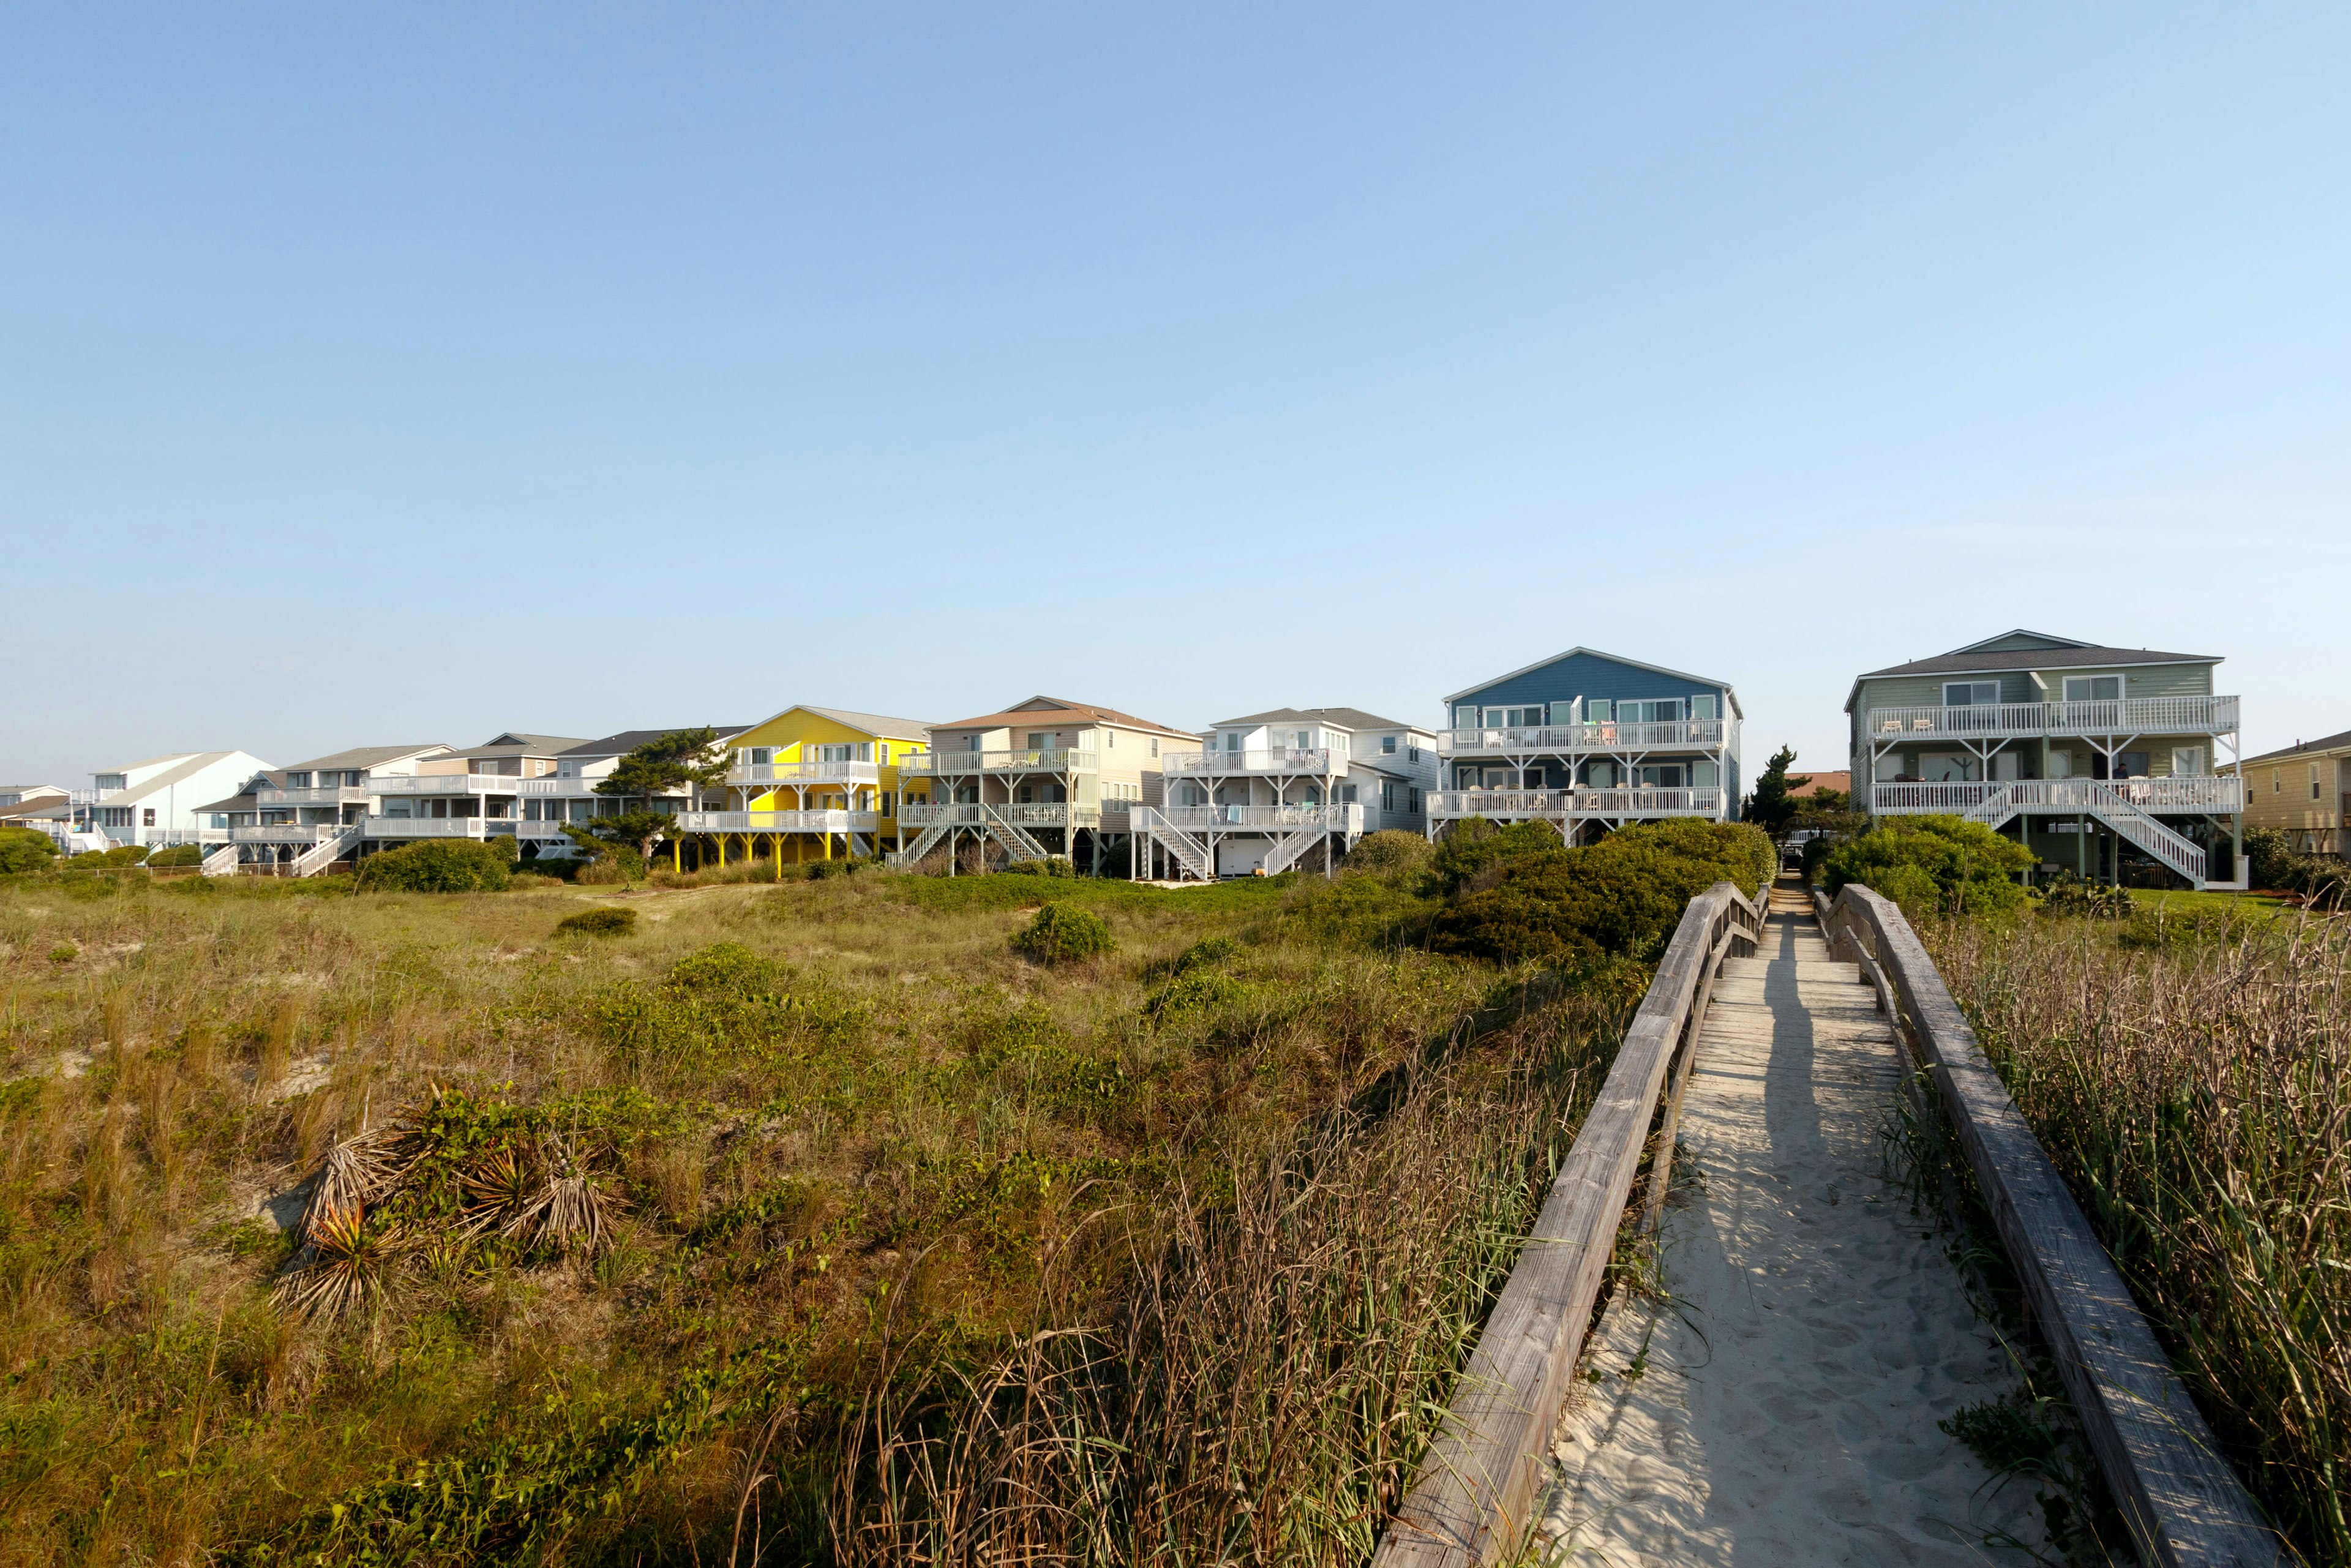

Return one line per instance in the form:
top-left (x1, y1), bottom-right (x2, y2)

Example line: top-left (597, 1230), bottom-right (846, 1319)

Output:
top-left (356, 839), bottom-right (514, 893)
top-left (2034, 872), bottom-right (2133, 920)
top-left (1341, 830), bottom-right (1433, 883)
top-left (2244, 827), bottom-right (2350, 902)
top-left (555, 907), bottom-right (638, 937)
top-left (69, 846), bottom-right (150, 869)
top-left (1011, 902), bottom-right (1114, 964)
top-left (0, 827), bottom-right (58, 874)
top-left (1000, 857), bottom-right (1078, 879)
top-left (144, 844), bottom-right (204, 867)
top-left (1428, 820), bottom-right (1775, 966)
top-left (1817, 816), bottom-right (2033, 920)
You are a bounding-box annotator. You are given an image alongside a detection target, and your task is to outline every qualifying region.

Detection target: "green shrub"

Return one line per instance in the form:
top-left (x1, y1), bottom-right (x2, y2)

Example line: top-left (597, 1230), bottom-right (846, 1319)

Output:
top-left (1343, 829), bottom-right (1434, 883)
top-left (355, 839), bottom-right (514, 893)
top-left (805, 855), bottom-right (872, 880)
top-left (0, 827), bottom-right (58, 874)
top-left (69, 845), bottom-right (149, 868)
top-left (1000, 857), bottom-right (1077, 879)
top-left (1817, 816), bottom-right (2032, 919)
top-left (1012, 902), bottom-right (1114, 964)
top-left (517, 853), bottom-right (582, 882)
top-left (2035, 872), bottom-right (2132, 920)
top-left (1431, 818), bottom-right (1566, 895)
top-left (555, 907), bottom-right (638, 937)
top-left (2244, 826), bottom-right (2350, 901)
top-left (1427, 820), bottom-right (1774, 967)
top-left (145, 844), bottom-right (204, 867)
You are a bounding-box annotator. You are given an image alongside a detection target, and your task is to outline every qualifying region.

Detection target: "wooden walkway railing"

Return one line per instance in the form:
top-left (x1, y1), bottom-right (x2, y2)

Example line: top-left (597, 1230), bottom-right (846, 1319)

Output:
top-left (1372, 880), bottom-right (1765, 1568)
top-left (1817, 885), bottom-right (2285, 1568)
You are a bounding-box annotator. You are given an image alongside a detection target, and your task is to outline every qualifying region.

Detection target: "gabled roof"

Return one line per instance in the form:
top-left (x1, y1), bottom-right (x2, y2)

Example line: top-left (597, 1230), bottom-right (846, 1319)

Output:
top-left (1844, 636), bottom-right (2222, 712)
top-left (1944, 629), bottom-right (2098, 655)
top-left (930, 696), bottom-right (1193, 739)
top-left (558, 726), bottom-right (754, 760)
top-left (283, 744), bottom-right (452, 773)
top-left (734, 705), bottom-right (934, 744)
top-left (456, 733), bottom-right (591, 759)
top-left (2240, 728), bottom-right (2351, 767)
top-left (99, 751), bottom-right (247, 800)
top-left (1210, 705), bottom-right (1428, 734)
top-left (1442, 649), bottom-right (1743, 719)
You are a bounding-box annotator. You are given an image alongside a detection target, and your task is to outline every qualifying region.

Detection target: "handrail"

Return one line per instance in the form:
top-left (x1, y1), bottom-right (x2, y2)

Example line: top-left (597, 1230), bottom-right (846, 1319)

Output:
top-left (1374, 880), bottom-right (1766, 1568)
top-left (1815, 886), bottom-right (2284, 1568)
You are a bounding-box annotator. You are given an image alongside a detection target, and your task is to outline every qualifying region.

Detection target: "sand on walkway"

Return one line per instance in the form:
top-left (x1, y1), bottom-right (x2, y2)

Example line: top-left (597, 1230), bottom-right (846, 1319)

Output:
top-left (1539, 902), bottom-right (2048, 1566)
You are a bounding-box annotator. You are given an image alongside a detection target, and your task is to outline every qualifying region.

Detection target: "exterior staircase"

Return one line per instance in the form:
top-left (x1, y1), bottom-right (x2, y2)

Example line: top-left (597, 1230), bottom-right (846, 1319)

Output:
top-left (1961, 780), bottom-right (2208, 888)
top-left (291, 826), bottom-right (365, 878)
top-left (982, 808), bottom-right (1050, 863)
top-left (201, 842), bottom-right (242, 877)
top-left (1259, 822), bottom-right (1330, 876)
top-left (1146, 809), bottom-right (1213, 881)
top-left (888, 823), bottom-right (950, 868)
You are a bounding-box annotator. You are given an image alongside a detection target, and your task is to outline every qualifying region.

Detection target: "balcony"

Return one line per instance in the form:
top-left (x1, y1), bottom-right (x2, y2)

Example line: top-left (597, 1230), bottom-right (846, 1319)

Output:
top-left (371, 774), bottom-right (529, 797)
top-left (229, 824), bottom-right (348, 844)
top-left (1161, 748), bottom-right (1333, 776)
top-left (899, 802), bottom-right (1103, 830)
top-left (1438, 720), bottom-right (1729, 757)
top-left (1862, 695), bottom-right (2240, 744)
top-left (364, 817), bottom-right (489, 839)
top-left (727, 761), bottom-right (881, 788)
top-left (1427, 788), bottom-right (1727, 821)
top-left (1157, 803), bottom-right (1364, 832)
top-left (258, 785), bottom-right (370, 807)
top-left (902, 749), bottom-right (1098, 776)
top-left (676, 809), bottom-right (879, 834)
top-left (1871, 777), bottom-right (2244, 816)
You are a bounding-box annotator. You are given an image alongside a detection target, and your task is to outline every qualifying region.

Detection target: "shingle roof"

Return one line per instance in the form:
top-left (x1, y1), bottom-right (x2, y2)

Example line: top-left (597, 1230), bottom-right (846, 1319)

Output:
top-left (103, 752), bottom-right (241, 800)
top-left (2241, 729), bottom-right (2351, 767)
top-left (193, 770), bottom-right (288, 814)
top-left (1856, 644), bottom-right (2217, 680)
top-left (1440, 648), bottom-right (1743, 718)
top-left (799, 707), bottom-right (935, 739)
top-left (456, 733), bottom-right (592, 759)
top-left (557, 726), bottom-right (754, 759)
top-left (283, 744), bottom-right (452, 773)
top-left (929, 696), bottom-right (1193, 738)
top-left (1210, 706), bottom-right (1425, 733)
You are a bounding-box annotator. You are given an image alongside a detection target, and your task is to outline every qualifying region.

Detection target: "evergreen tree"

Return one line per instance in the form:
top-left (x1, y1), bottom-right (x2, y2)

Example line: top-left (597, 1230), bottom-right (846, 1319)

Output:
top-left (1742, 746), bottom-right (1810, 839)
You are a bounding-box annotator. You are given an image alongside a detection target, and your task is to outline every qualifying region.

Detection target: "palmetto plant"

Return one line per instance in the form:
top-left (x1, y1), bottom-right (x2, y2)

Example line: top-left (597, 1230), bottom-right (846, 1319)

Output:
top-left (272, 1204), bottom-right (399, 1322)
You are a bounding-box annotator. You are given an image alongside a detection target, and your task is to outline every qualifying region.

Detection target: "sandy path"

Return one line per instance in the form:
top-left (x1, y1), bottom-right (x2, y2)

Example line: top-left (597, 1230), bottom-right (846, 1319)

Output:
top-left (1539, 895), bottom-right (2045, 1566)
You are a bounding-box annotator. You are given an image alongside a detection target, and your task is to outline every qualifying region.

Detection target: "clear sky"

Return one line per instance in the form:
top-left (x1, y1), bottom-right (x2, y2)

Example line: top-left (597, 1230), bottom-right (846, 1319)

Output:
top-left (5, 6), bottom-right (2347, 784)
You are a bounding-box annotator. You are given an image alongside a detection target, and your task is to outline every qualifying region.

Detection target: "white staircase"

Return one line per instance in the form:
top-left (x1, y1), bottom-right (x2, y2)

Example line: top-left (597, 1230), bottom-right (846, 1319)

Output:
top-left (201, 842), bottom-right (242, 877)
top-left (1259, 823), bottom-right (1329, 877)
top-left (1962, 781), bottom-right (2208, 888)
top-left (982, 808), bottom-right (1050, 863)
top-left (887, 823), bottom-right (950, 868)
top-left (1134, 808), bottom-right (1213, 882)
top-left (290, 826), bottom-right (365, 878)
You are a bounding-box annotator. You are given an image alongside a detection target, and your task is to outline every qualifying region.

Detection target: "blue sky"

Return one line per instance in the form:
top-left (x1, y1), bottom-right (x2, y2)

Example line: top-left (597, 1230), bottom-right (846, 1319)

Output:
top-left (5, 6), bottom-right (2347, 782)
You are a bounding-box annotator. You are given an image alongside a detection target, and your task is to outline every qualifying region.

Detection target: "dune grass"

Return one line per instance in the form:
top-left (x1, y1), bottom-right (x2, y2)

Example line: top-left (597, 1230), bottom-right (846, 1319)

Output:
top-left (1926, 907), bottom-right (2351, 1564)
top-left (0, 865), bottom-right (1629, 1566)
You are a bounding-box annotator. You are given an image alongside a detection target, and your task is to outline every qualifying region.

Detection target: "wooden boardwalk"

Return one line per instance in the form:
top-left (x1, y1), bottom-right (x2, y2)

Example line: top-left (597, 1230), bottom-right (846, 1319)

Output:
top-left (1539, 888), bottom-right (2047, 1565)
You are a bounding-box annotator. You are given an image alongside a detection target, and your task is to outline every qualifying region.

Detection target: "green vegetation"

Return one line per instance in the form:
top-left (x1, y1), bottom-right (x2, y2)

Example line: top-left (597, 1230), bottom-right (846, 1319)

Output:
top-left (1929, 904), bottom-right (2351, 1563)
top-left (1010, 899), bottom-right (1114, 962)
top-left (1815, 815), bottom-right (2034, 919)
top-left (555, 906), bottom-right (638, 937)
top-left (1740, 745), bottom-right (1805, 838)
top-left (354, 839), bottom-right (516, 893)
top-left (144, 844), bottom-right (205, 868)
top-left (0, 827), bottom-right (59, 874)
top-left (0, 839), bottom-right (1687, 1564)
top-left (69, 845), bottom-right (151, 869)
top-left (2244, 825), bottom-right (2351, 902)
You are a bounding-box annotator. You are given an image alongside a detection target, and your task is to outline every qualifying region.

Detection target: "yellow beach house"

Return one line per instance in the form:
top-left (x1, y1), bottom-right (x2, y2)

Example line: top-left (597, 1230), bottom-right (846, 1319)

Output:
top-left (672, 705), bottom-right (933, 872)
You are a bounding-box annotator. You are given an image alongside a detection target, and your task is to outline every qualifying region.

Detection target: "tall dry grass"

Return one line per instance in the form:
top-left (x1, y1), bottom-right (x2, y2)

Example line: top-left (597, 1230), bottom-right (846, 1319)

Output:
top-left (0, 867), bottom-right (1625, 1566)
top-left (1929, 909), bottom-right (2351, 1563)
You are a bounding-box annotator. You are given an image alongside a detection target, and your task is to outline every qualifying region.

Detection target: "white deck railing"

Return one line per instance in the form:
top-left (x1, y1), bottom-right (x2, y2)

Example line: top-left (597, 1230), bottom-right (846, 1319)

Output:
top-left (363, 818), bottom-right (487, 839)
top-left (1864, 694), bottom-right (2239, 742)
top-left (229, 824), bottom-right (348, 844)
top-left (1427, 788), bottom-right (1726, 820)
top-left (370, 775), bottom-right (519, 795)
top-left (901, 749), bottom-right (1098, 775)
top-left (1439, 719), bottom-right (1728, 756)
top-left (1155, 803), bottom-right (1364, 832)
top-left (257, 785), bottom-right (370, 806)
top-left (898, 801), bottom-right (1102, 830)
top-left (726, 761), bottom-right (882, 787)
top-left (1161, 748), bottom-right (1333, 776)
top-left (675, 809), bottom-right (879, 834)
top-left (1872, 776), bottom-right (2244, 815)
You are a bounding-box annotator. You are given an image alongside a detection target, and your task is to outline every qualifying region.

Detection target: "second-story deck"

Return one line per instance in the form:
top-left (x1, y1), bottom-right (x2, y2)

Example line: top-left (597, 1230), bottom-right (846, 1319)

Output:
top-left (677, 809), bottom-right (880, 835)
top-left (726, 760), bottom-right (882, 789)
top-left (1428, 787), bottom-right (1727, 822)
top-left (1863, 694), bottom-right (2239, 743)
top-left (902, 749), bottom-right (1098, 776)
top-left (899, 801), bottom-right (1106, 830)
top-left (257, 784), bottom-right (372, 808)
top-left (1156, 803), bottom-right (1363, 833)
top-left (1871, 776), bottom-right (2243, 816)
top-left (1439, 719), bottom-right (1730, 757)
top-left (1161, 748), bottom-right (1335, 776)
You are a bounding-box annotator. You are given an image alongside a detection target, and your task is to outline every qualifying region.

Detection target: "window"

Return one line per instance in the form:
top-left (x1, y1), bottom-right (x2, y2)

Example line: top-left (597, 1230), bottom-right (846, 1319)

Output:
top-left (2062, 676), bottom-right (2123, 702)
top-left (880, 792), bottom-right (894, 817)
top-left (2315, 763), bottom-right (2325, 801)
top-left (1339, 784), bottom-right (1357, 804)
top-left (1150, 739), bottom-right (1158, 757)
top-left (1381, 781), bottom-right (1397, 811)
top-left (1408, 741), bottom-right (1421, 762)
top-left (1454, 705), bottom-right (1477, 729)
top-left (879, 745), bottom-right (890, 764)
top-left (2273, 768), bottom-right (2282, 793)
top-left (2172, 748), bottom-right (2205, 778)
top-left (1943, 682), bottom-right (1998, 707)
top-left (967, 735), bottom-right (981, 751)
top-left (1407, 787), bottom-right (1420, 813)
top-left (1692, 694), bottom-right (1719, 721)
top-left (1382, 735), bottom-right (1397, 754)
top-left (143, 808), bottom-right (157, 827)
top-left (1225, 732), bottom-right (1241, 752)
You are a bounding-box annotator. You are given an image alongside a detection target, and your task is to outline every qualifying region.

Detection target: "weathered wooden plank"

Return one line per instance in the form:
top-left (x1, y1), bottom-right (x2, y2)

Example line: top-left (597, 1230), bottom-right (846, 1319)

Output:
top-left (1373, 882), bottom-right (1761, 1568)
top-left (1831, 887), bottom-right (2286, 1568)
